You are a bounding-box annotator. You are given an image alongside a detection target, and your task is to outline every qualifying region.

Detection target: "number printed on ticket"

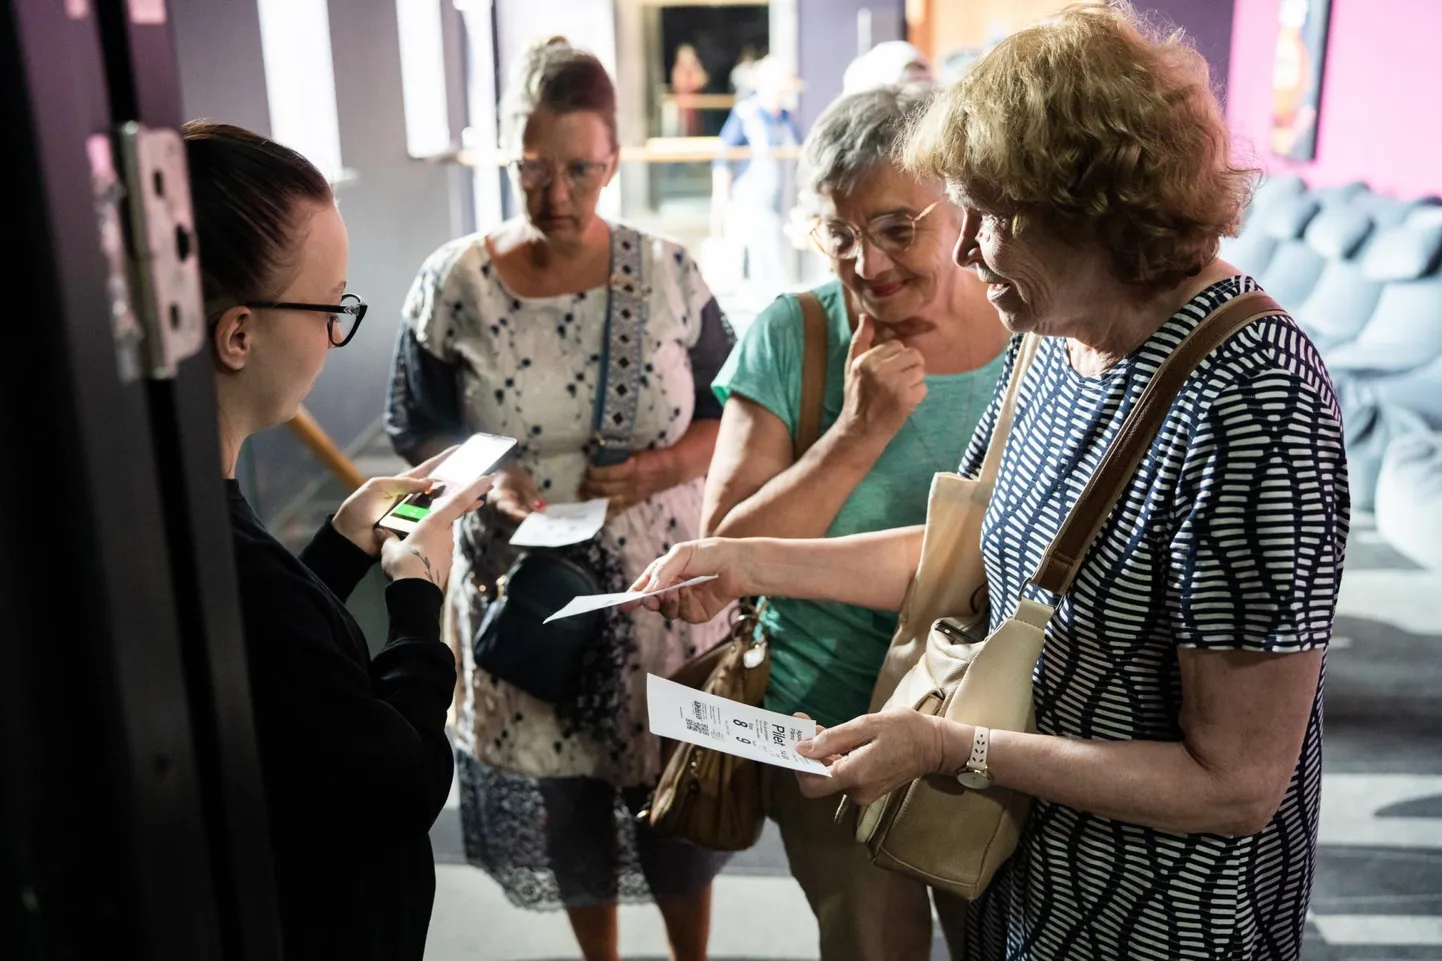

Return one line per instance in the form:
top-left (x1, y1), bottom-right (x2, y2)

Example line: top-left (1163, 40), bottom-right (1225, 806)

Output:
top-left (645, 674), bottom-right (832, 776)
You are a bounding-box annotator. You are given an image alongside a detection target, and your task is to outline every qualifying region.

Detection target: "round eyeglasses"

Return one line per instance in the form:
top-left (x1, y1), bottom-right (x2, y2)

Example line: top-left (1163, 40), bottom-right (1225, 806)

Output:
top-left (244, 292), bottom-right (368, 347)
top-left (510, 156), bottom-right (612, 194)
top-left (810, 200), bottom-right (941, 261)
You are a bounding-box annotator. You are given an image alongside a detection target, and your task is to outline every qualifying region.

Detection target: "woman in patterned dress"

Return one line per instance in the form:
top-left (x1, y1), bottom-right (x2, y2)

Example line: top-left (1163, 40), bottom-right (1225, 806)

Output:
top-left (385, 41), bottom-right (733, 961)
top-left (630, 6), bottom-right (1349, 959)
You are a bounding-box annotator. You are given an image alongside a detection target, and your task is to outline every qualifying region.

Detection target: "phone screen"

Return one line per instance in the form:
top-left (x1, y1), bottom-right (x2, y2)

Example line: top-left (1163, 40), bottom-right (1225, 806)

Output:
top-left (378, 432), bottom-right (517, 535)
top-left (428, 433), bottom-right (517, 486)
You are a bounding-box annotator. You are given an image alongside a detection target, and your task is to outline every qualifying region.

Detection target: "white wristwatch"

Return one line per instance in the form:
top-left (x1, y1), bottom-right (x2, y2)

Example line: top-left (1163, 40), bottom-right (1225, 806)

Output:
top-left (954, 726), bottom-right (993, 790)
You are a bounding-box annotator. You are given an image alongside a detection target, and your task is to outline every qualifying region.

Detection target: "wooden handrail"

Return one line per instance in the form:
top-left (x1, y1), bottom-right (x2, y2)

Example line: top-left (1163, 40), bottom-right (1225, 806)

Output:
top-left (659, 92), bottom-right (738, 110)
top-left (624, 143), bottom-right (804, 163)
top-left (286, 404), bottom-right (365, 491)
top-left (429, 142), bottom-right (804, 167)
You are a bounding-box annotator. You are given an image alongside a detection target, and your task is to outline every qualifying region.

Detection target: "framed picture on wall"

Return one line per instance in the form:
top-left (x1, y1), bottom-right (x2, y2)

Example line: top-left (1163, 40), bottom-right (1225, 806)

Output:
top-left (1270, 0), bottom-right (1333, 161)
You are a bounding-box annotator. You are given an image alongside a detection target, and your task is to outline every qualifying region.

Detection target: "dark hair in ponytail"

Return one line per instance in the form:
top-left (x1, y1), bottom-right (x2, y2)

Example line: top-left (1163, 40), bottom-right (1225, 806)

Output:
top-left (501, 40), bottom-right (618, 152)
top-left (183, 121), bottom-right (333, 321)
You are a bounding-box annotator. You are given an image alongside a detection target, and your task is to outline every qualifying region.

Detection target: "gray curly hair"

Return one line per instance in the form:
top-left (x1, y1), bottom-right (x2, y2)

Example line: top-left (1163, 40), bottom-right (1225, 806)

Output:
top-left (798, 84), bottom-right (934, 211)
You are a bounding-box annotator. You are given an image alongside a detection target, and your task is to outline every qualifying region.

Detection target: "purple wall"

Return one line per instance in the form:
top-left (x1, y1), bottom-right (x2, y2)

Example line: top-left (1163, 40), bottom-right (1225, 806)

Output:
top-left (797, 0), bottom-right (905, 133)
top-left (1142, 0), bottom-right (1235, 105)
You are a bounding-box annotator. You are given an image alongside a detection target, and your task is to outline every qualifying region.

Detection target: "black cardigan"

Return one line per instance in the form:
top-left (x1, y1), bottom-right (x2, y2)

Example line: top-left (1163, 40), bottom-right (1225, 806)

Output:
top-left (227, 481), bottom-right (454, 960)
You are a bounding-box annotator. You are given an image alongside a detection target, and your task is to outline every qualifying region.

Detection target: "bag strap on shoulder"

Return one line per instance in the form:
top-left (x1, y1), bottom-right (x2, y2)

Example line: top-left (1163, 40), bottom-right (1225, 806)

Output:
top-left (1031, 290), bottom-right (1284, 597)
top-left (593, 224), bottom-right (647, 453)
top-left (794, 291), bottom-right (829, 459)
top-left (977, 334), bottom-right (1042, 484)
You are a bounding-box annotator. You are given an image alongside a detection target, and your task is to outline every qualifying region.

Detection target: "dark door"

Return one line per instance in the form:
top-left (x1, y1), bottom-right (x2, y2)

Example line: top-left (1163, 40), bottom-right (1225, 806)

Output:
top-left (1, 1), bottom-right (280, 958)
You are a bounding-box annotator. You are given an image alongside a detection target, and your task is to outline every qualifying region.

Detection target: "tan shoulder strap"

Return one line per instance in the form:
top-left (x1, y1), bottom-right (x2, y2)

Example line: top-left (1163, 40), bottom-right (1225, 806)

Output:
top-left (1032, 290), bottom-right (1284, 597)
top-left (977, 333), bottom-right (1042, 484)
top-left (794, 291), bottom-right (829, 459)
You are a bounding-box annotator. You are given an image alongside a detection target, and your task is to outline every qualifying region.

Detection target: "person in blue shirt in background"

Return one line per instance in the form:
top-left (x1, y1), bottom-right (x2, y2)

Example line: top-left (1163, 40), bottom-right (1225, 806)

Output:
top-left (710, 55), bottom-right (803, 292)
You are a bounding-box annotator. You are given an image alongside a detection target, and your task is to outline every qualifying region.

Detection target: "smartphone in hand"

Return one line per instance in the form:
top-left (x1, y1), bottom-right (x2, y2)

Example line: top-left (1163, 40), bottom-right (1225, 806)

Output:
top-left (377, 432), bottom-right (517, 536)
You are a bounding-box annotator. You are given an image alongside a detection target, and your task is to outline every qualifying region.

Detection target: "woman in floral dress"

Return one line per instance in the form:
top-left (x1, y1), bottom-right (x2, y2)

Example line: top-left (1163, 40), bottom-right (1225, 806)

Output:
top-left (385, 40), bottom-right (734, 961)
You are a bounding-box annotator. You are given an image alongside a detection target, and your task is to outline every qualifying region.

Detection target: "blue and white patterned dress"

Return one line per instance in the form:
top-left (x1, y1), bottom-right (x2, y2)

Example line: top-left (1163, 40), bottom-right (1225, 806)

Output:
top-left (957, 277), bottom-right (1349, 959)
top-left (386, 222), bottom-right (735, 909)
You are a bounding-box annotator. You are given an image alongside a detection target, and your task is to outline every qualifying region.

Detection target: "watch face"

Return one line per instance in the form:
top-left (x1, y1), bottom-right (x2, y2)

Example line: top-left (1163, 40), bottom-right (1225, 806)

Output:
top-left (956, 770), bottom-right (993, 790)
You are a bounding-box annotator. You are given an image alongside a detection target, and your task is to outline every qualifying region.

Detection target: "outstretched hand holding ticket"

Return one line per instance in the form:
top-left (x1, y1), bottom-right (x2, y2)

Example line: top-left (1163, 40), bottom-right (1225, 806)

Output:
top-left (544, 574), bottom-right (720, 624)
top-left (627, 538), bottom-right (750, 622)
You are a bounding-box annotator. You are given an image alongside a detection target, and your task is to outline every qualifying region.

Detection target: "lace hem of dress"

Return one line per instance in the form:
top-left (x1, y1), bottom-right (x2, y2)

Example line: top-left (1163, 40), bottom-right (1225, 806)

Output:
top-left (457, 754), bottom-right (658, 911)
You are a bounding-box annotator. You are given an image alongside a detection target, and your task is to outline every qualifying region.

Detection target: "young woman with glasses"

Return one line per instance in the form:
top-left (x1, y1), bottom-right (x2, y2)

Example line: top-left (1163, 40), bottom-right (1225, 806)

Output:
top-left (385, 40), bottom-right (734, 961)
top-left (187, 121), bottom-right (491, 960)
top-left (696, 86), bottom-right (1011, 960)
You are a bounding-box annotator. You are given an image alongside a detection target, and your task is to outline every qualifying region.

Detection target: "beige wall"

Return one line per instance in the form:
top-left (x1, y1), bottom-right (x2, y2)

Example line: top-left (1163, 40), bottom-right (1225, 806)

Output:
top-left (913, 0), bottom-right (1097, 61)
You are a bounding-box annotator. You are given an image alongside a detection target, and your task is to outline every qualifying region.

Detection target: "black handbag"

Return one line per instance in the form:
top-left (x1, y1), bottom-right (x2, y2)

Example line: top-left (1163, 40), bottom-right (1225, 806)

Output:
top-left (472, 550), bottom-right (602, 703)
top-left (469, 225), bottom-right (648, 702)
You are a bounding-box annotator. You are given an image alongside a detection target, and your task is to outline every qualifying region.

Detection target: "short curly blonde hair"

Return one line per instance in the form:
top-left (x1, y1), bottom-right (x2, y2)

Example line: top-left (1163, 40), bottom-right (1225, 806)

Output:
top-left (904, 2), bottom-right (1256, 289)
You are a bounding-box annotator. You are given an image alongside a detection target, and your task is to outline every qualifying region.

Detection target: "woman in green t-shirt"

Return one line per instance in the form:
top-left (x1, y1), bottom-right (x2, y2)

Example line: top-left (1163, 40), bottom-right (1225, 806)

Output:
top-left (701, 86), bottom-right (1010, 960)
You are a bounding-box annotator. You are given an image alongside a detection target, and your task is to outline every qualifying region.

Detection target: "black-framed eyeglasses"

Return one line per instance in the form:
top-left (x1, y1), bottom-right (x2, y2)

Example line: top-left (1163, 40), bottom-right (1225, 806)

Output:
top-left (510, 156), bottom-right (613, 193)
top-left (810, 200), bottom-right (942, 261)
top-left (244, 292), bottom-right (368, 347)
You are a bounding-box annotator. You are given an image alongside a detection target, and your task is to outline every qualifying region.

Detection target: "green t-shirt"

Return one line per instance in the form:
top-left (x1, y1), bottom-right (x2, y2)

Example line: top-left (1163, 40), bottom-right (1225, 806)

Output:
top-left (712, 278), bottom-right (1007, 728)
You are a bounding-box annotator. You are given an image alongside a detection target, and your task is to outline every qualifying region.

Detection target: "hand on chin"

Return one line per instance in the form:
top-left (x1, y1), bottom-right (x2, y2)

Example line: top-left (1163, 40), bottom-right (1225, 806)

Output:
top-left (857, 302), bottom-right (907, 340)
top-left (870, 319), bottom-right (902, 345)
top-left (874, 315), bottom-right (934, 347)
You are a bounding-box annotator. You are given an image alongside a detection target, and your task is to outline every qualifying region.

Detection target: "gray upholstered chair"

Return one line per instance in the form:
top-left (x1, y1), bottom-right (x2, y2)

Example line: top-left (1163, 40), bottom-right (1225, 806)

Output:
top-left (1374, 427), bottom-right (1442, 569)
top-left (1350, 192), bottom-right (1441, 231)
top-left (1311, 180), bottom-right (1370, 208)
top-left (1325, 223), bottom-right (1442, 376)
top-left (1240, 172), bottom-right (1306, 226)
top-left (1256, 194), bottom-right (1333, 312)
top-left (1341, 396), bottom-right (1429, 511)
top-left (1228, 192), bottom-right (1321, 287)
top-left (1350, 355), bottom-right (1442, 427)
top-left (1292, 206), bottom-right (1378, 351)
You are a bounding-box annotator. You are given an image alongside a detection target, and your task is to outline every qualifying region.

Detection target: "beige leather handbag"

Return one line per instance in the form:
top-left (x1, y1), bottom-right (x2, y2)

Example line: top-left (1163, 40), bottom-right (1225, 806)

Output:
top-left (851, 291), bottom-right (1283, 900)
top-left (863, 333), bottom-right (1042, 716)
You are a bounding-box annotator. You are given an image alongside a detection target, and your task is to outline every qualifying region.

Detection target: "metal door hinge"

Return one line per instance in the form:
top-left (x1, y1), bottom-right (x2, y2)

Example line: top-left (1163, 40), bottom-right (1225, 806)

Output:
top-left (114, 122), bottom-right (205, 380)
top-left (86, 134), bottom-right (143, 383)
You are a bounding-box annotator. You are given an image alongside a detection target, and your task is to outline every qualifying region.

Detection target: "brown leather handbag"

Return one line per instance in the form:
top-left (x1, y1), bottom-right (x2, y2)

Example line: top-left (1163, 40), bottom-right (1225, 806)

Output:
top-left (644, 598), bottom-right (772, 850)
top-left (643, 290), bottom-right (830, 850)
top-left (848, 291), bottom-right (1284, 899)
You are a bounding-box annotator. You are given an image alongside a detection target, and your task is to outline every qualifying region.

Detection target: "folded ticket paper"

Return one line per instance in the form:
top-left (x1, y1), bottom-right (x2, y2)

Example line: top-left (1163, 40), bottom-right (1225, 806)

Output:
top-left (646, 674), bottom-right (832, 776)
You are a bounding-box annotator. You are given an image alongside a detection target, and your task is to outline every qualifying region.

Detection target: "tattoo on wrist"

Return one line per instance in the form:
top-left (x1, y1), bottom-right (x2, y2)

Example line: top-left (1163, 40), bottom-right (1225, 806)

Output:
top-left (407, 547), bottom-right (438, 585)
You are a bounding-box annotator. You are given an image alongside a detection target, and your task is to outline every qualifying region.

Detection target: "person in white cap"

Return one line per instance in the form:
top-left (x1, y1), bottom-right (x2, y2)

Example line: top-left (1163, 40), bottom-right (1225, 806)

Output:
top-left (711, 55), bottom-right (803, 291)
top-left (841, 40), bottom-right (933, 95)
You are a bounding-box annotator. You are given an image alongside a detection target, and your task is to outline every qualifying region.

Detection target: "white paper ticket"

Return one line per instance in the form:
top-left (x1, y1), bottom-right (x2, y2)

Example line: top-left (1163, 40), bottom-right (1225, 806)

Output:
top-left (646, 674), bottom-right (832, 776)
top-left (509, 499), bottom-right (608, 548)
top-left (542, 575), bottom-right (718, 624)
